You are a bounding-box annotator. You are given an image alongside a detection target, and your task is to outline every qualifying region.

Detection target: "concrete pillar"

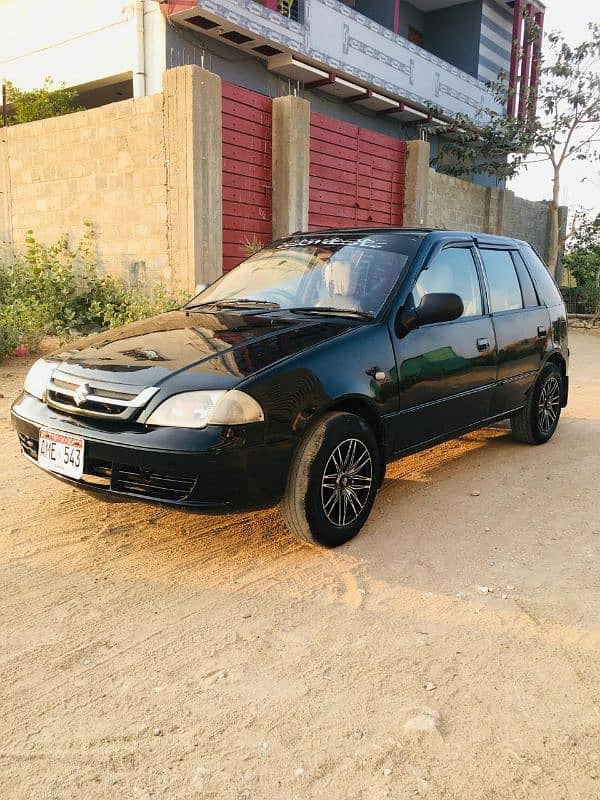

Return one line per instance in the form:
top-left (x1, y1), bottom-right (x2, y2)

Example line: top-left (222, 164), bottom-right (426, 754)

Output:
top-left (272, 95), bottom-right (310, 239)
top-left (163, 65), bottom-right (222, 292)
top-left (486, 186), bottom-right (513, 235)
top-left (403, 139), bottom-right (430, 228)
top-left (495, 188), bottom-right (514, 236)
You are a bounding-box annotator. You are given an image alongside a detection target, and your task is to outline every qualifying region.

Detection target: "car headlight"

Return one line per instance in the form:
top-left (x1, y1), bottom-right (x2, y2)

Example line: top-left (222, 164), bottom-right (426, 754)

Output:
top-left (24, 359), bottom-right (56, 400)
top-left (146, 389), bottom-right (264, 429)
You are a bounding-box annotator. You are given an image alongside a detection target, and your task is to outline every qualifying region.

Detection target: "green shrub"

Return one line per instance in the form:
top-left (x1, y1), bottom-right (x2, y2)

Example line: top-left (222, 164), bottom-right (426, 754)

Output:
top-left (0, 224), bottom-right (188, 359)
top-left (2, 78), bottom-right (82, 126)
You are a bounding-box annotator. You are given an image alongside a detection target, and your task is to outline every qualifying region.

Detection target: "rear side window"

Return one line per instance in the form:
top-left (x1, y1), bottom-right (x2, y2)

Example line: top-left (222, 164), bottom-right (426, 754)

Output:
top-left (479, 249), bottom-right (523, 313)
top-left (511, 251), bottom-right (539, 307)
top-left (520, 245), bottom-right (563, 307)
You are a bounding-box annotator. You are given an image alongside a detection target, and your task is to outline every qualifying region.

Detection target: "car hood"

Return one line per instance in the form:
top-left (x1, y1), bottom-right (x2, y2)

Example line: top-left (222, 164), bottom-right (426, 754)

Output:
top-left (49, 309), bottom-right (356, 388)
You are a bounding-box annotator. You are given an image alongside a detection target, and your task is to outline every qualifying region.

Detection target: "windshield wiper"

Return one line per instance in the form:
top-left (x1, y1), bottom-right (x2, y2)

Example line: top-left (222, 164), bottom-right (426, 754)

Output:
top-left (287, 306), bottom-right (374, 319)
top-left (185, 300), bottom-right (220, 311)
top-left (185, 298), bottom-right (280, 311)
top-left (215, 298), bottom-right (281, 309)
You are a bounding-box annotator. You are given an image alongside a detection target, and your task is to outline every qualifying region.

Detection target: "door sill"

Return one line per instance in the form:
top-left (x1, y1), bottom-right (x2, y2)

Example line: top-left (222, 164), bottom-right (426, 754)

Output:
top-left (387, 406), bottom-right (525, 462)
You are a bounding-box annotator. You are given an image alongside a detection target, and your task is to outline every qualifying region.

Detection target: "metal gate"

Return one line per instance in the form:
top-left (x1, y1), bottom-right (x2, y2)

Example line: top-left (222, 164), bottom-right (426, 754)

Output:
top-left (309, 112), bottom-right (406, 230)
top-left (222, 82), bottom-right (272, 271)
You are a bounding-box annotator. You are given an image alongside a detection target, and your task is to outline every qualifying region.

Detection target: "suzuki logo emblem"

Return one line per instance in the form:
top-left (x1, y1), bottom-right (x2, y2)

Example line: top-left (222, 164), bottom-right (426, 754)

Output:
top-left (73, 383), bottom-right (90, 407)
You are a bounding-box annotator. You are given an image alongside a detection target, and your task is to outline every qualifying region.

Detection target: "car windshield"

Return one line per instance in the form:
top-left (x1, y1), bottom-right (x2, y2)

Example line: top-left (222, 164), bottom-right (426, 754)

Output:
top-left (187, 233), bottom-right (423, 316)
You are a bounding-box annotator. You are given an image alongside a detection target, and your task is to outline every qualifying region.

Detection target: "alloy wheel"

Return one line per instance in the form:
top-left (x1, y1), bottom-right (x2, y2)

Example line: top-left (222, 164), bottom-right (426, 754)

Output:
top-left (320, 438), bottom-right (373, 528)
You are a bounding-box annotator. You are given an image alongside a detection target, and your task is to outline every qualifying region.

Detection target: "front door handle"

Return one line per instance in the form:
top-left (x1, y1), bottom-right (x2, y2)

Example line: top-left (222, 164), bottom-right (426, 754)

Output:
top-left (476, 338), bottom-right (490, 351)
top-left (366, 366), bottom-right (386, 381)
top-left (537, 326), bottom-right (547, 338)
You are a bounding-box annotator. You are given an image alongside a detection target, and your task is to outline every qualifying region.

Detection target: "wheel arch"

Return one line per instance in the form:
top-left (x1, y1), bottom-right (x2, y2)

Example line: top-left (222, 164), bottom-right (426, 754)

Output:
top-left (543, 350), bottom-right (567, 405)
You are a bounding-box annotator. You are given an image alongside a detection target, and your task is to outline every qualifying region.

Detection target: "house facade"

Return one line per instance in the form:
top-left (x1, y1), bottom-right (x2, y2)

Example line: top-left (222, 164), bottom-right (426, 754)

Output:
top-left (2, 0), bottom-right (544, 130)
top-left (1, 0), bottom-right (557, 285)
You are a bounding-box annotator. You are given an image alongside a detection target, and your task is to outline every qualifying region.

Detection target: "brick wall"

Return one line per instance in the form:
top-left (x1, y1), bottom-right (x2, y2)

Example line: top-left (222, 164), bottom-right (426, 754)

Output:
top-left (0, 94), bottom-right (169, 287)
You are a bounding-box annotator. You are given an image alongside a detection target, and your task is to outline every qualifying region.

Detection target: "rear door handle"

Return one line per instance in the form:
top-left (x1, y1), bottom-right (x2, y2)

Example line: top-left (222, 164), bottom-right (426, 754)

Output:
top-left (537, 326), bottom-right (547, 337)
top-left (476, 338), bottom-right (490, 351)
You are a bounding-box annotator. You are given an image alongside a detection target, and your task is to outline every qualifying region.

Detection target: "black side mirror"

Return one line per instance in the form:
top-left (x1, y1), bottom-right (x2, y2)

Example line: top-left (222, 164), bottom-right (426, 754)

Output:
top-left (395, 292), bottom-right (464, 337)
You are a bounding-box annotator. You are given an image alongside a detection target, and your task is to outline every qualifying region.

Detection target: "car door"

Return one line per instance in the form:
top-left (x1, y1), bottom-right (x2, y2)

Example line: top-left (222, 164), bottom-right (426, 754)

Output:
top-left (389, 243), bottom-right (497, 453)
top-left (477, 245), bottom-right (550, 416)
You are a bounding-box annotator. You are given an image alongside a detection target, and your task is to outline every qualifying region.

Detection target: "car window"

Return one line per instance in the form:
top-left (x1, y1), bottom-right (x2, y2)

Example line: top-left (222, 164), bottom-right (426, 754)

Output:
top-left (480, 249), bottom-right (523, 313)
top-left (511, 250), bottom-right (539, 307)
top-left (520, 245), bottom-right (563, 307)
top-left (412, 246), bottom-right (482, 318)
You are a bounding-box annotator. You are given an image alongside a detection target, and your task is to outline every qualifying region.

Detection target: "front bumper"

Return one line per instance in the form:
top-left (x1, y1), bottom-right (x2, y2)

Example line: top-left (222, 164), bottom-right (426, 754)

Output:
top-left (11, 393), bottom-right (292, 509)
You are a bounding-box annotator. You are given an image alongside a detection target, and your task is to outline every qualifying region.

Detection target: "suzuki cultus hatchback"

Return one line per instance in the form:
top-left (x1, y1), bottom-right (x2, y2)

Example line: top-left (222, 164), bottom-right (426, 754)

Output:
top-left (12, 229), bottom-right (568, 546)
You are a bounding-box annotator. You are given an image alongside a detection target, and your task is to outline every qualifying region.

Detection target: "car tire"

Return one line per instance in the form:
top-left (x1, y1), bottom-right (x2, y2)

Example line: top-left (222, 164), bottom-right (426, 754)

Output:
top-left (281, 411), bottom-right (381, 547)
top-left (510, 362), bottom-right (563, 445)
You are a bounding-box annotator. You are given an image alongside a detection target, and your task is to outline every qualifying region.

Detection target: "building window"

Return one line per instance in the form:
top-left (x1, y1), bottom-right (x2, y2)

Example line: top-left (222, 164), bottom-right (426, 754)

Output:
top-left (257, 0), bottom-right (301, 22)
top-left (278, 0), bottom-right (300, 21)
top-left (408, 26), bottom-right (424, 47)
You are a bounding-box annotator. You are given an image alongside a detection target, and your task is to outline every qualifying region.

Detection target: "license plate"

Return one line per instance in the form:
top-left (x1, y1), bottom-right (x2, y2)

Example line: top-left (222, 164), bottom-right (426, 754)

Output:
top-left (38, 429), bottom-right (85, 480)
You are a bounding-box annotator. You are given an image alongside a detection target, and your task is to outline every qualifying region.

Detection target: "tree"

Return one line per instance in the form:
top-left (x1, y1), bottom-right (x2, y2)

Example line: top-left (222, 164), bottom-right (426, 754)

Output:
top-left (433, 22), bottom-right (600, 277)
top-left (564, 212), bottom-right (600, 287)
top-left (1, 77), bottom-right (82, 126)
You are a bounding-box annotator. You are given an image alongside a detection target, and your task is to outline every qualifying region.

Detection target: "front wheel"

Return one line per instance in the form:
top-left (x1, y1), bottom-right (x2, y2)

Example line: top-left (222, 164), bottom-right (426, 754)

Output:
top-left (281, 412), bottom-right (381, 547)
top-left (510, 362), bottom-right (563, 444)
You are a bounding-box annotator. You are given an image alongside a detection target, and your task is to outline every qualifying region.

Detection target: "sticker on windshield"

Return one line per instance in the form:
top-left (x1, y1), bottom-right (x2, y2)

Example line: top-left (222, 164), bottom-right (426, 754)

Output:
top-left (275, 236), bottom-right (384, 250)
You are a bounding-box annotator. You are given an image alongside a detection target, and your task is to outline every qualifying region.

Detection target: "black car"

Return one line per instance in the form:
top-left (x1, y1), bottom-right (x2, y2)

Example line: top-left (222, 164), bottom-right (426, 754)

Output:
top-left (11, 228), bottom-right (569, 547)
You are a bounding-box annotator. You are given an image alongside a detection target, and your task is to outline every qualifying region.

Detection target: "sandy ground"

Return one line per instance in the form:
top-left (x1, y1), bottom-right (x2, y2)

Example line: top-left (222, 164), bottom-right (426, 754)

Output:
top-left (1, 329), bottom-right (599, 800)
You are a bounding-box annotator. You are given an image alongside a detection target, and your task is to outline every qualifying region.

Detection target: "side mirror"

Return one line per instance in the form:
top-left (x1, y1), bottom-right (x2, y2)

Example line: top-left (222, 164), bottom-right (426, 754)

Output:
top-left (395, 292), bottom-right (464, 336)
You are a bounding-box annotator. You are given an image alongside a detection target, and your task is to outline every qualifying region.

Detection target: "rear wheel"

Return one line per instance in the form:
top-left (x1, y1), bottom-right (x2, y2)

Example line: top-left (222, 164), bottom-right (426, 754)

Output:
top-left (510, 362), bottom-right (563, 444)
top-left (281, 412), bottom-right (380, 547)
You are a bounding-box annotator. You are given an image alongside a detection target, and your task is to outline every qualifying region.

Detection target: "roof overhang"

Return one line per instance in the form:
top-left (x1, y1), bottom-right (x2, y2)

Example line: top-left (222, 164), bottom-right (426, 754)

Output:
top-left (162, 5), bottom-right (464, 131)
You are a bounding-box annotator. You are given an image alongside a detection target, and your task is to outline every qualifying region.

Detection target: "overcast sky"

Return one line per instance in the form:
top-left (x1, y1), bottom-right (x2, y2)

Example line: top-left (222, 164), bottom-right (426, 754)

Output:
top-left (508, 0), bottom-right (599, 214)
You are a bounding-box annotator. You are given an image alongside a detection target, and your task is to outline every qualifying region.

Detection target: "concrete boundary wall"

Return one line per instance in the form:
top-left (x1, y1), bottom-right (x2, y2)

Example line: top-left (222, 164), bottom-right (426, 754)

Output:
top-left (0, 67), bottom-right (564, 291)
top-left (403, 140), bottom-right (565, 266)
top-left (0, 94), bottom-right (170, 286)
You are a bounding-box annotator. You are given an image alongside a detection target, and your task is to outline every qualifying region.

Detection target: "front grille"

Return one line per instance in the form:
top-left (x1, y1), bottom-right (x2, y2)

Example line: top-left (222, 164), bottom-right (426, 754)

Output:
top-left (112, 465), bottom-right (197, 501)
top-left (46, 370), bottom-right (159, 421)
top-left (19, 433), bottom-right (38, 460)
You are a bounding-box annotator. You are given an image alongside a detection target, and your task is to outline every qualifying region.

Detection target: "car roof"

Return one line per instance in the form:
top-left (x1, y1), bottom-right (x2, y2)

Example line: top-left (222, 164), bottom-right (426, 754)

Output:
top-left (296, 226), bottom-right (529, 248)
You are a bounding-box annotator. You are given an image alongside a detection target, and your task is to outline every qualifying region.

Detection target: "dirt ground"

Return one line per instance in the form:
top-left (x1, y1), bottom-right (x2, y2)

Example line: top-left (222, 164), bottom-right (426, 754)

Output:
top-left (1, 329), bottom-right (599, 800)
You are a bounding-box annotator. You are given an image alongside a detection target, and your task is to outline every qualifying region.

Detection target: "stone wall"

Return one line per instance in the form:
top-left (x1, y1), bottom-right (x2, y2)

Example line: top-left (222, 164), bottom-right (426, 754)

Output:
top-left (0, 94), bottom-right (169, 287)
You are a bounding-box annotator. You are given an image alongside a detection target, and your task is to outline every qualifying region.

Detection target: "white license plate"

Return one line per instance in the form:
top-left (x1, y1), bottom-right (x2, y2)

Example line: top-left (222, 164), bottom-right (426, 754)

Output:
top-left (38, 429), bottom-right (85, 480)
